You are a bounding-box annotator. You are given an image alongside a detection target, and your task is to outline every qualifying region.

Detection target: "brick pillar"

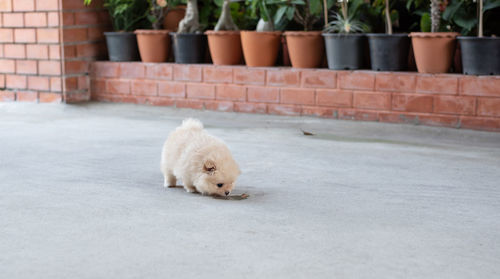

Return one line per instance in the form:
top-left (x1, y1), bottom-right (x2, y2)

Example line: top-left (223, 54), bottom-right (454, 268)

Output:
top-left (61, 0), bottom-right (110, 102)
top-left (0, 0), bottom-right (110, 103)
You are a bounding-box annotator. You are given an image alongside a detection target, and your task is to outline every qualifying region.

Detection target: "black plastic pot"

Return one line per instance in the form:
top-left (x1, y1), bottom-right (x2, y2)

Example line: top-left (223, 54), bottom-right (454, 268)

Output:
top-left (367, 34), bottom-right (410, 71)
top-left (458, 36), bottom-right (500, 75)
top-left (172, 33), bottom-right (206, 63)
top-left (322, 33), bottom-right (366, 70)
top-left (104, 32), bottom-right (140, 62)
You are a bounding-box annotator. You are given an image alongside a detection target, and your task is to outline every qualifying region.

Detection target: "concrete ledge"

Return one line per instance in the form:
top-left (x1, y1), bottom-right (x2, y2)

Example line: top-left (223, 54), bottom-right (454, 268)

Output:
top-left (89, 62), bottom-right (500, 132)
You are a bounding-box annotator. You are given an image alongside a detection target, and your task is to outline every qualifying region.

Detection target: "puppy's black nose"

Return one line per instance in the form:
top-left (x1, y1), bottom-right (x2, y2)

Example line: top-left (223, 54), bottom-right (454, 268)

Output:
top-left (225, 191), bottom-right (230, 196)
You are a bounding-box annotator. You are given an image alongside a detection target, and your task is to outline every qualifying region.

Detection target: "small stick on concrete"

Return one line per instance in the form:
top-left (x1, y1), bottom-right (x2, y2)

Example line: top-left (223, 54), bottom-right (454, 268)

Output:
top-left (167, 185), bottom-right (249, 200)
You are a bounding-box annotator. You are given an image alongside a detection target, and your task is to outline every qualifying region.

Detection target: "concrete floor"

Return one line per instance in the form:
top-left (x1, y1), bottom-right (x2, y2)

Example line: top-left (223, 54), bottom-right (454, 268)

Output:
top-left (1, 102), bottom-right (500, 279)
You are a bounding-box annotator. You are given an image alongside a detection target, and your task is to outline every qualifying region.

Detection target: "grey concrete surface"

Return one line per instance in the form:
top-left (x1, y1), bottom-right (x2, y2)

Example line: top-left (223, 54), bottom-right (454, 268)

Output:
top-left (1, 102), bottom-right (500, 279)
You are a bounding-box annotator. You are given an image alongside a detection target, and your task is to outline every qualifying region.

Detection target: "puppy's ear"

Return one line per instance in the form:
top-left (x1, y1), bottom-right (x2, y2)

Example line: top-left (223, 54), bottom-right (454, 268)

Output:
top-left (203, 160), bottom-right (216, 174)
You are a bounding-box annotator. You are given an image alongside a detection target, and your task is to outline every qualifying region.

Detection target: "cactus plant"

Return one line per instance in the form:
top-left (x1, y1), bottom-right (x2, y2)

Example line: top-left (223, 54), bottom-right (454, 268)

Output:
top-left (430, 0), bottom-right (440, 32)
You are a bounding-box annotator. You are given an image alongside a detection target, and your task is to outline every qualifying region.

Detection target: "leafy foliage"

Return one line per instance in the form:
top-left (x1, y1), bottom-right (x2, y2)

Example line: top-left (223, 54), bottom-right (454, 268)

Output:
top-left (198, 0), bottom-right (218, 30)
top-left (83, 0), bottom-right (500, 35)
top-left (443, 0), bottom-right (500, 35)
top-left (263, 0), bottom-right (335, 31)
top-left (404, 0), bottom-right (430, 31)
top-left (85, 0), bottom-right (149, 31)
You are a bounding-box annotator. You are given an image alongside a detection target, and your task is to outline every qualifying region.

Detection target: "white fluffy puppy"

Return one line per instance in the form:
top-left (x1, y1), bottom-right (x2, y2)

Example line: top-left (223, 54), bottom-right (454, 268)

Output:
top-left (161, 118), bottom-right (240, 196)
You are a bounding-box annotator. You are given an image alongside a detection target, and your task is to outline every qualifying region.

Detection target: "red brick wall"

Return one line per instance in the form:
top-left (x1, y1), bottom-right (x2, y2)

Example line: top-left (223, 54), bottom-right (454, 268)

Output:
top-left (90, 62), bottom-right (500, 132)
top-left (0, 0), bottom-right (62, 102)
top-left (0, 0), bottom-right (109, 103)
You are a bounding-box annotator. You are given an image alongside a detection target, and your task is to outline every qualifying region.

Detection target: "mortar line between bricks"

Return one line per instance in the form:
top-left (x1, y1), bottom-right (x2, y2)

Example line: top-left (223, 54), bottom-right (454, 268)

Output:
top-left (61, 40), bottom-right (106, 46)
top-left (389, 92), bottom-right (393, 112)
top-left (351, 90), bottom-right (354, 108)
top-left (264, 69), bottom-right (268, 86)
top-left (475, 97), bottom-right (479, 116)
top-left (61, 7), bottom-right (107, 12)
top-left (431, 94), bottom-right (435, 113)
top-left (5, 72), bottom-right (64, 78)
top-left (314, 88), bottom-right (318, 105)
top-left (62, 24), bottom-right (109, 29)
top-left (244, 85), bottom-right (248, 102)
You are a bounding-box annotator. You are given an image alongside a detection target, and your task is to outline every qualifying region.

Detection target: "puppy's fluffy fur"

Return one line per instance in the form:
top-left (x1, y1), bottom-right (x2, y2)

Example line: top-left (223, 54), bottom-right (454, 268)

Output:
top-left (161, 119), bottom-right (240, 196)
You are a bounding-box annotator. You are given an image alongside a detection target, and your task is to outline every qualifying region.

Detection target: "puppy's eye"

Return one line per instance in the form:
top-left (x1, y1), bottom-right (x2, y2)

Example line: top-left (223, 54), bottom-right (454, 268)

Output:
top-left (217, 183), bottom-right (224, 188)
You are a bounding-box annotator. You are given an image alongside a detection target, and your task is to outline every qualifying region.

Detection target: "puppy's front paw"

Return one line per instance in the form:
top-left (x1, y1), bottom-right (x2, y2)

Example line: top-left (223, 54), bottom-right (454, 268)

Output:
top-left (185, 186), bottom-right (197, 193)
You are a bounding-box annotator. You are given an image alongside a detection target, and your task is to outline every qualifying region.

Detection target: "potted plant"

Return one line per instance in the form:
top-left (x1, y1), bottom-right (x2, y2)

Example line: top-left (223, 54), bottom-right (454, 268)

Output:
top-left (85, 0), bottom-right (149, 62)
top-left (452, 0), bottom-right (500, 75)
top-left (409, 0), bottom-right (459, 73)
top-left (282, 0), bottom-right (332, 68)
top-left (173, 0), bottom-right (206, 63)
top-left (322, 0), bottom-right (369, 70)
top-left (135, 0), bottom-right (171, 63)
top-left (366, 0), bottom-right (410, 71)
top-left (205, 0), bottom-right (242, 65)
top-left (240, 0), bottom-right (283, 67)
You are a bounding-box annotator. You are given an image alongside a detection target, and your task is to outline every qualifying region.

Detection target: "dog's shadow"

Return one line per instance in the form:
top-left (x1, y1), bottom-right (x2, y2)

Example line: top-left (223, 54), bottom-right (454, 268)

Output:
top-left (167, 185), bottom-right (249, 200)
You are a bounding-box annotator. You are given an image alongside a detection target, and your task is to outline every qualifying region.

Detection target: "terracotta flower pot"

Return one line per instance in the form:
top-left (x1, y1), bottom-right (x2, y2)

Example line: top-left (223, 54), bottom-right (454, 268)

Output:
top-left (409, 32), bottom-right (459, 73)
top-left (205, 30), bottom-right (242, 65)
top-left (163, 6), bottom-right (186, 32)
top-left (241, 31), bottom-right (282, 67)
top-left (135, 30), bottom-right (171, 62)
top-left (284, 31), bottom-right (324, 68)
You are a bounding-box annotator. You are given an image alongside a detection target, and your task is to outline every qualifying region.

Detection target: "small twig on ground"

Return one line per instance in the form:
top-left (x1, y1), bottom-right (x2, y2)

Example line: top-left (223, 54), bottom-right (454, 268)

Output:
top-left (167, 185), bottom-right (249, 200)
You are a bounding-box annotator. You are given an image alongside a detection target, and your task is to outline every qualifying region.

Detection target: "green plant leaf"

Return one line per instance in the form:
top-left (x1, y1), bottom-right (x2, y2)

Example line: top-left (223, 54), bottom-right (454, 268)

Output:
top-left (454, 9), bottom-right (477, 31)
top-left (260, 1), bottom-right (270, 22)
top-left (309, 0), bottom-right (323, 15)
top-left (249, 0), bottom-right (258, 18)
top-left (348, 0), bottom-right (365, 17)
top-left (147, 14), bottom-right (156, 23)
top-left (267, 0), bottom-right (304, 4)
top-left (274, 5), bottom-right (288, 24)
top-left (406, 0), bottom-right (414, 10)
top-left (484, 0), bottom-right (500, 11)
top-left (214, 0), bottom-right (224, 7)
top-left (286, 5), bottom-right (295, 20)
top-left (442, 0), bottom-right (463, 21)
top-left (391, 10), bottom-right (399, 22)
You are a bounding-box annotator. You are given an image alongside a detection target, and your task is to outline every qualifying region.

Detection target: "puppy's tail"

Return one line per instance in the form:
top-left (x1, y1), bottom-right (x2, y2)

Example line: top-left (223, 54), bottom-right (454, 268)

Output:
top-left (180, 118), bottom-right (204, 130)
